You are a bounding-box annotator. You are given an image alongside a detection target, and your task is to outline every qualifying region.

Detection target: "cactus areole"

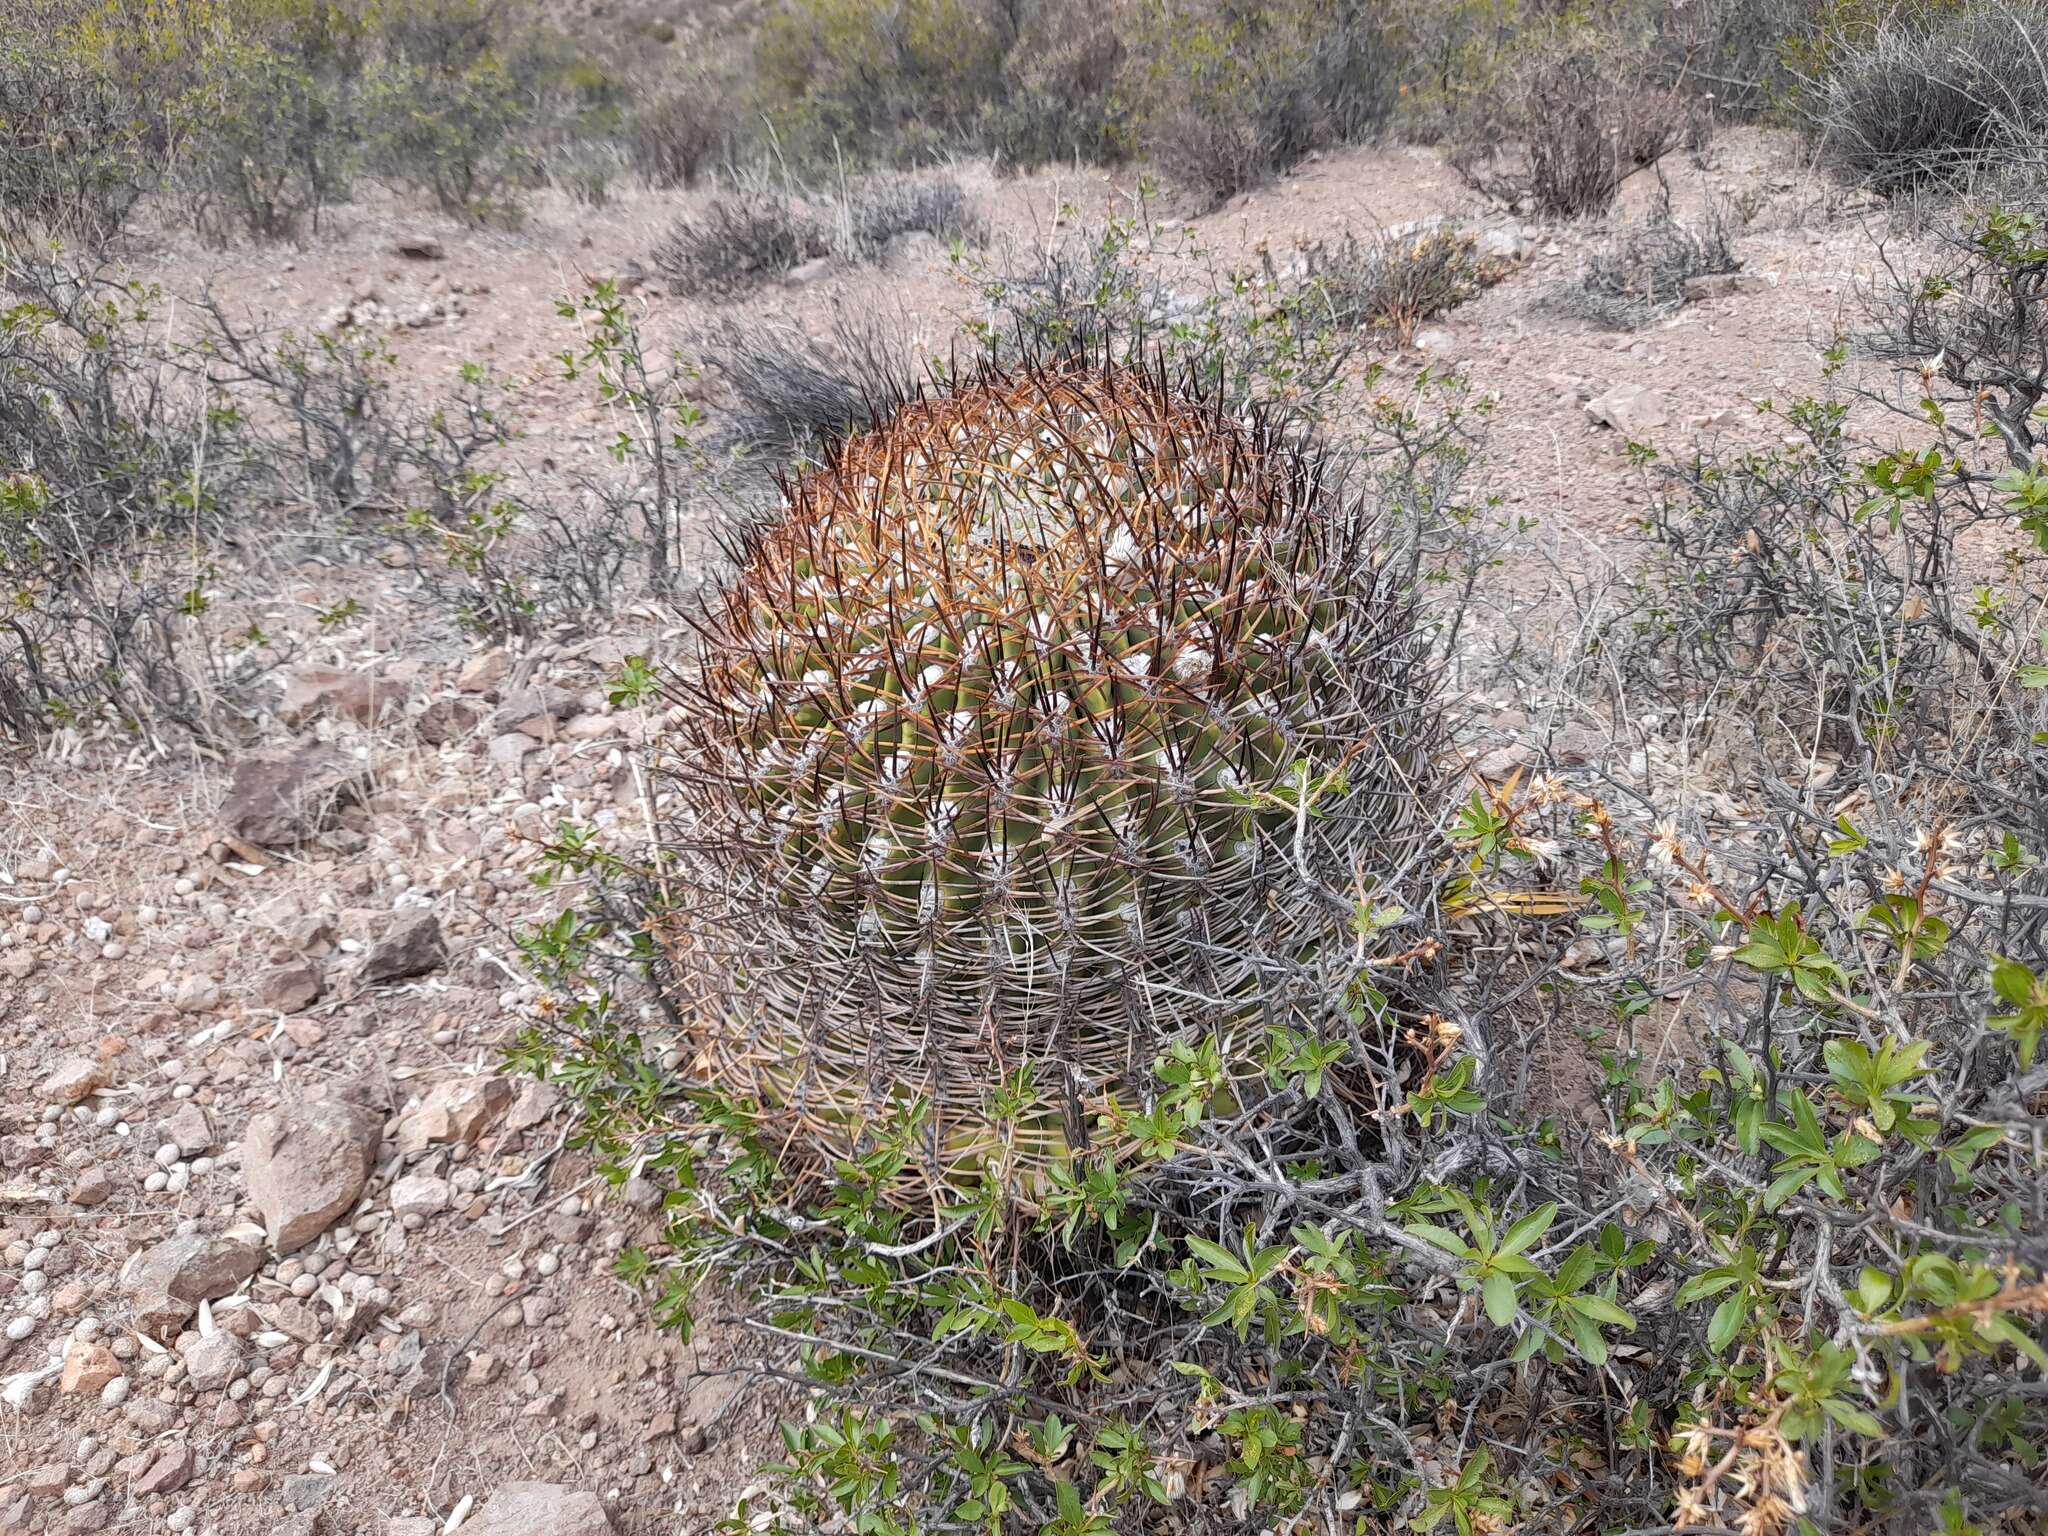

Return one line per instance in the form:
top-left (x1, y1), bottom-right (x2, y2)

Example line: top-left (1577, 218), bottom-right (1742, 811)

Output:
top-left (658, 356), bottom-right (1432, 1192)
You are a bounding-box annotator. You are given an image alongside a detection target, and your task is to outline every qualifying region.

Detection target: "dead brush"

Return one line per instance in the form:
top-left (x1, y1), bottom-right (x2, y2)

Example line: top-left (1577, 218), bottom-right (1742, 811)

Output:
top-left (653, 186), bottom-right (828, 301)
top-left (1547, 200), bottom-right (1741, 330)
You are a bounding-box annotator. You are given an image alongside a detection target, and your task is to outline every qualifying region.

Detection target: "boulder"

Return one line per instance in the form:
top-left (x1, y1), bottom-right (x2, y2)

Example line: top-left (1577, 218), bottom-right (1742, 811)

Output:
top-left (241, 1100), bottom-right (384, 1253)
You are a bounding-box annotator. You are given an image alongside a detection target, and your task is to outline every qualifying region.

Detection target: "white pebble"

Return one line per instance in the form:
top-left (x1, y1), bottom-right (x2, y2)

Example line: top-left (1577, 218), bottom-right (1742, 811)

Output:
top-left (534, 1253), bottom-right (560, 1278)
top-left (144, 1170), bottom-right (168, 1193)
top-left (155, 1143), bottom-right (181, 1168)
top-left (4, 1316), bottom-right (34, 1341)
top-left (99, 1375), bottom-right (130, 1408)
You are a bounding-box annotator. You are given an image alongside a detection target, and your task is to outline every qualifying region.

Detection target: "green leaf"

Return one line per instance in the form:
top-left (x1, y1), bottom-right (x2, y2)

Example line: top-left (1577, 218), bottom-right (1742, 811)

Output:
top-left (1482, 1271), bottom-right (1518, 1327)
top-left (1496, 1202), bottom-right (1558, 1258)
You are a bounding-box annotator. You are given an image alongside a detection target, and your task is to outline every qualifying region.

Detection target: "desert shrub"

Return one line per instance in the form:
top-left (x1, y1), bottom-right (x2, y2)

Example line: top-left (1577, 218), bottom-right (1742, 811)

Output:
top-left (700, 309), bottom-right (914, 461)
top-left (623, 74), bottom-right (731, 189)
top-left (1810, 0), bottom-right (2048, 190)
top-left (0, 1), bottom-right (160, 251)
top-left (1297, 223), bottom-right (1511, 345)
top-left (0, 254), bottom-right (275, 740)
top-left (978, 0), bottom-right (1128, 170)
top-left (653, 188), bottom-right (828, 300)
top-left (1122, 0), bottom-right (1395, 205)
top-left (752, 0), bottom-right (1011, 166)
top-left (1549, 199), bottom-right (1742, 329)
top-left (831, 171), bottom-right (983, 260)
top-left (357, 0), bottom-right (541, 223)
top-left (1454, 23), bottom-right (1686, 216)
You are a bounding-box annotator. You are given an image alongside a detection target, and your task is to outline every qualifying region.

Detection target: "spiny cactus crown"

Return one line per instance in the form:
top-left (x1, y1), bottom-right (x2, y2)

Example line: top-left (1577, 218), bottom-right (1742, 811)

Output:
top-left (660, 358), bottom-right (1429, 1181)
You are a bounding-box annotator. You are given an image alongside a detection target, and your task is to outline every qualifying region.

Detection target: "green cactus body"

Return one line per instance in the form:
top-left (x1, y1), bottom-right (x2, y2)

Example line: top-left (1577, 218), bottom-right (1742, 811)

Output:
top-left (659, 359), bottom-right (1430, 1194)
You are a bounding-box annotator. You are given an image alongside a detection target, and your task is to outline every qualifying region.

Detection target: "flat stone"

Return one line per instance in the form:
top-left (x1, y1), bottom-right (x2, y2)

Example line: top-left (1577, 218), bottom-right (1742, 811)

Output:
top-left (394, 1075), bottom-right (513, 1154)
top-left (37, 1058), bottom-right (105, 1106)
top-left (281, 1473), bottom-right (334, 1513)
top-left (120, 1231), bottom-right (264, 1327)
top-left (68, 1168), bottom-right (112, 1207)
top-left (163, 1103), bottom-right (215, 1157)
top-left (258, 964), bottom-right (324, 1014)
top-left (220, 747), bottom-right (370, 848)
top-left (462, 1483), bottom-right (613, 1536)
top-left (389, 1172), bottom-right (450, 1219)
top-left (1585, 381), bottom-right (1670, 438)
top-left (180, 1332), bottom-right (242, 1391)
top-left (455, 650), bottom-right (511, 692)
top-left (242, 1100), bottom-right (384, 1253)
top-left (280, 667), bottom-right (401, 727)
top-left (132, 1444), bottom-right (195, 1496)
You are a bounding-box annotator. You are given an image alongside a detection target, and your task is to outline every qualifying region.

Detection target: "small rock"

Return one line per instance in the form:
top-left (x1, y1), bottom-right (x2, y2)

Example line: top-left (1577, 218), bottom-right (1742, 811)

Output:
top-left (120, 1231), bottom-right (265, 1328)
top-left (163, 1103), bottom-right (215, 1157)
top-left (221, 747), bottom-right (370, 848)
top-left (363, 913), bottom-right (446, 984)
top-left (782, 255), bottom-right (835, 289)
top-left (417, 696), bottom-right (487, 745)
top-left (463, 1484), bottom-right (613, 1536)
top-left (1476, 223), bottom-right (1525, 262)
top-left (259, 965), bottom-right (325, 1014)
top-left (68, 1168), bottom-right (112, 1208)
top-left (488, 733), bottom-right (537, 777)
top-left (241, 1101), bottom-right (385, 1253)
top-left (180, 1332), bottom-right (242, 1391)
top-left (389, 1173), bottom-right (450, 1220)
top-left (133, 1444), bottom-right (195, 1496)
top-left (37, 1058), bottom-right (105, 1106)
top-left (59, 1340), bottom-right (120, 1396)
top-left (394, 1075), bottom-right (513, 1154)
top-left (455, 650), bottom-right (511, 692)
top-left (281, 1473), bottom-right (335, 1513)
top-left (490, 686), bottom-right (584, 739)
top-left (172, 974), bottom-right (220, 1014)
top-left (1585, 381), bottom-right (1671, 437)
top-left (280, 667), bottom-right (400, 727)
top-left (24, 1465), bottom-right (67, 1499)
top-left (394, 235), bottom-right (445, 261)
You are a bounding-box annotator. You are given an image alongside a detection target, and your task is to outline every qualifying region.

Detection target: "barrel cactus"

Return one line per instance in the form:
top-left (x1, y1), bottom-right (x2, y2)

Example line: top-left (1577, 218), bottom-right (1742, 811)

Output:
top-left (657, 356), bottom-right (1433, 1193)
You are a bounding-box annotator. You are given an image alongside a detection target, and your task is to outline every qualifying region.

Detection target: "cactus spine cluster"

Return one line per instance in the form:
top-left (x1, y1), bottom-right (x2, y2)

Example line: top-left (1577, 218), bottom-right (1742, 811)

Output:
top-left (658, 356), bottom-right (1431, 1189)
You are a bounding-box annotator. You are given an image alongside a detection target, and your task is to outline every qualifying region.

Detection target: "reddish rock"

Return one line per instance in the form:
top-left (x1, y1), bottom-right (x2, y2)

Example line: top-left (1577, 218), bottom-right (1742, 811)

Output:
top-left (133, 1443), bottom-right (195, 1496)
top-left (241, 1100), bottom-right (384, 1252)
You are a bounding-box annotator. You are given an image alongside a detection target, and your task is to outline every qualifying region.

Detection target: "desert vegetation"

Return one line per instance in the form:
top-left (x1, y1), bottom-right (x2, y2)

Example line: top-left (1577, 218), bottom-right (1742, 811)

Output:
top-left (1, 0), bottom-right (2045, 1533)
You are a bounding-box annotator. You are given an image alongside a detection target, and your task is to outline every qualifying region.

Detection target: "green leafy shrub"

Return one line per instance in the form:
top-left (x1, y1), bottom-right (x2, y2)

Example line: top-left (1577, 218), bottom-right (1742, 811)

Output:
top-left (0, 0), bottom-right (159, 251)
top-left (752, 0), bottom-right (1011, 166)
top-left (1121, 0), bottom-right (1395, 205)
top-left (509, 208), bottom-right (2047, 1536)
